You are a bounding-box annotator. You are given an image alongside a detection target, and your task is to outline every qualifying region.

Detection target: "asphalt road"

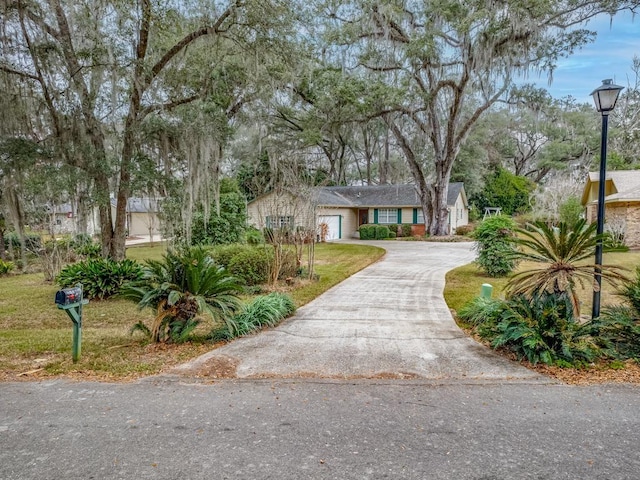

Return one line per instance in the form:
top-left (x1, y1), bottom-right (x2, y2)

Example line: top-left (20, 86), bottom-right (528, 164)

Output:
top-left (174, 241), bottom-right (540, 380)
top-left (1, 378), bottom-right (639, 479)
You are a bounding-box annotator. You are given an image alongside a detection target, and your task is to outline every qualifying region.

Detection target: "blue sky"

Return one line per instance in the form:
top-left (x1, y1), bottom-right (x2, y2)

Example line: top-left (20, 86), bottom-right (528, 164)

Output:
top-left (528, 10), bottom-right (639, 101)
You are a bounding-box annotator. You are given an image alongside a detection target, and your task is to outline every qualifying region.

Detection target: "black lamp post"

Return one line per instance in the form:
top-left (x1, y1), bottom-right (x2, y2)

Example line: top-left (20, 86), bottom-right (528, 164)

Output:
top-left (590, 79), bottom-right (624, 319)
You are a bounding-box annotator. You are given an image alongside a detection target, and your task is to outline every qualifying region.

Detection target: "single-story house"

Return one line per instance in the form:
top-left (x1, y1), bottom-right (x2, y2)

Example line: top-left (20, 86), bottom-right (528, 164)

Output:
top-left (47, 203), bottom-right (99, 236)
top-left (110, 197), bottom-right (162, 237)
top-left (247, 183), bottom-right (469, 240)
top-left (581, 170), bottom-right (640, 248)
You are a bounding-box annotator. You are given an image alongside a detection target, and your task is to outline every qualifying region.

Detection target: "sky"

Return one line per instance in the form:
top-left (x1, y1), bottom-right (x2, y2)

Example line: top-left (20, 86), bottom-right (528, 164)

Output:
top-left (528, 10), bottom-right (639, 102)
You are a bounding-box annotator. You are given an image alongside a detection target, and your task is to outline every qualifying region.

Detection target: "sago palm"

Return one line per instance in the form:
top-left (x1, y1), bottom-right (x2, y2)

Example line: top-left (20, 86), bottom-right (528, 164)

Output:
top-left (506, 220), bottom-right (627, 318)
top-left (122, 247), bottom-right (243, 342)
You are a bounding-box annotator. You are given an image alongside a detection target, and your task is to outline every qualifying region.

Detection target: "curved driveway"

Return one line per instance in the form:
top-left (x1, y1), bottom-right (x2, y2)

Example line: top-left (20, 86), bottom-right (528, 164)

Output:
top-left (174, 241), bottom-right (541, 380)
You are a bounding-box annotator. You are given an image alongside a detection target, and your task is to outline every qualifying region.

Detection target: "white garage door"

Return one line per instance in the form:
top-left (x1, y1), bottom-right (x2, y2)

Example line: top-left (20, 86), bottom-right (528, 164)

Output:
top-left (318, 215), bottom-right (341, 241)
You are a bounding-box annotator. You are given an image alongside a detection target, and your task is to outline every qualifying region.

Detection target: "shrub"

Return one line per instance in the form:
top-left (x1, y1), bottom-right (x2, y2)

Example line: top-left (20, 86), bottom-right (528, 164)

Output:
top-left (58, 258), bottom-right (144, 299)
top-left (210, 244), bottom-right (251, 268)
top-left (586, 306), bottom-right (640, 360)
top-left (558, 196), bottom-right (584, 228)
top-left (618, 267), bottom-right (640, 314)
top-left (455, 224), bottom-right (474, 236)
top-left (387, 224), bottom-right (398, 236)
top-left (4, 232), bottom-right (41, 253)
top-left (122, 247), bottom-right (243, 343)
top-left (359, 225), bottom-right (375, 240)
top-left (401, 224), bottom-right (413, 237)
top-left (227, 247), bottom-right (272, 286)
top-left (481, 294), bottom-right (599, 366)
top-left (72, 237), bottom-right (101, 258)
top-left (457, 297), bottom-right (505, 327)
top-left (245, 227), bottom-right (264, 245)
top-left (375, 225), bottom-right (390, 240)
top-left (388, 230), bottom-right (397, 239)
top-left (472, 215), bottom-right (518, 277)
top-left (211, 292), bottom-right (296, 340)
top-left (0, 259), bottom-right (14, 275)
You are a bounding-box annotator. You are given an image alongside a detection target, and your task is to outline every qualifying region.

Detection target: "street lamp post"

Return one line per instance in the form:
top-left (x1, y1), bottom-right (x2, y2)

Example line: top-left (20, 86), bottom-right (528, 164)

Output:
top-left (590, 79), bottom-right (624, 319)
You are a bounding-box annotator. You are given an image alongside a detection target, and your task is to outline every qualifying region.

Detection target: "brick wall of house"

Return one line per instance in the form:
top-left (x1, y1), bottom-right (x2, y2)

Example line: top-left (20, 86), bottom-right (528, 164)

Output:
top-left (585, 203), bottom-right (640, 248)
top-left (618, 204), bottom-right (640, 248)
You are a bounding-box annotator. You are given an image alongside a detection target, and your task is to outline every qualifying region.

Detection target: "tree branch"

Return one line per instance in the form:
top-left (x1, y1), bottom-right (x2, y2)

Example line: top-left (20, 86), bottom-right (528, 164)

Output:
top-left (0, 64), bottom-right (39, 81)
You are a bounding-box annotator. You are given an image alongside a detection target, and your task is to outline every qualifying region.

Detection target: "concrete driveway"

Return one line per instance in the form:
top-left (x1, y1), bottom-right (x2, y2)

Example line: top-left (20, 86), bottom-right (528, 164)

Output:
top-left (173, 241), bottom-right (542, 380)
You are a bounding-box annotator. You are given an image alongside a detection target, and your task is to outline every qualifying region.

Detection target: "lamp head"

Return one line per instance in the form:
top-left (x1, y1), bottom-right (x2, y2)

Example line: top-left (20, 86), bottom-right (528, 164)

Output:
top-left (590, 79), bottom-right (624, 114)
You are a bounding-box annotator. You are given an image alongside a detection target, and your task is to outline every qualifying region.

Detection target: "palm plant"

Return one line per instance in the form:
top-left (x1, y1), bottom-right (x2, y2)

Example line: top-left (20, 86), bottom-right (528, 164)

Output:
top-left (122, 247), bottom-right (244, 343)
top-left (506, 220), bottom-right (627, 317)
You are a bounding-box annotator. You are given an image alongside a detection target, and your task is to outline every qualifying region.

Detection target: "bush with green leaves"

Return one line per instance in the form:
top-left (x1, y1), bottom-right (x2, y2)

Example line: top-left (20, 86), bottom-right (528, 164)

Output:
top-left (4, 232), bottom-right (41, 253)
top-left (0, 259), bottom-right (14, 275)
top-left (210, 244), bottom-right (250, 268)
top-left (375, 225), bottom-right (390, 240)
top-left (474, 168), bottom-right (534, 215)
top-left (477, 294), bottom-right (599, 366)
top-left (227, 247), bottom-right (272, 286)
top-left (187, 179), bottom-right (247, 246)
top-left (619, 267), bottom-right (640, 314)
top-left (457, 296), bottom-right (505, 327)
top-left (359, 225), bottom-right (375, 240)
top-left (57, 258), bottom-right (144, 299)
top-left (212, 292), bottom-right (296, 340)
top-left (122, 247), bottom-right (243, 343)
top-left (586, 306), bottom-right (640, 360)
top-left (558, 196), bottom-right (583, 228)
top-left (400, 224), bottom-right (413, 237)
top-left (245, 227), bottom-right (264, 245)
top-left (72, 236), bottom-right (102, 258)
top-left (472, 215), bottom-right (518, 277)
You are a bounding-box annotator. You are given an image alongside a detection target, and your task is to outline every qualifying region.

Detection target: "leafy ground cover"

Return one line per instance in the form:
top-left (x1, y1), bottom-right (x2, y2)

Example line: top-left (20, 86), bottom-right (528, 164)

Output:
top-left (444, 250), bottom-right (640, 384)
top-left (0, 242), bottom-right (384, 381)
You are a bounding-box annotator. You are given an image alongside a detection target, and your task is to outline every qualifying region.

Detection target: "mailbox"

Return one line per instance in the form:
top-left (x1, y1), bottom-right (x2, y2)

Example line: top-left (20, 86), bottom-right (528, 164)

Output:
top-left (54, 284), bottom-right (87, 363)
top-left (55, 287), bottom-right (83, 306)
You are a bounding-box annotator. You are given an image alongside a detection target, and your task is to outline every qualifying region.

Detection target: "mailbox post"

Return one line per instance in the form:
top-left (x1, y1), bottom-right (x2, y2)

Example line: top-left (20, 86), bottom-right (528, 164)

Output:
top-left (55, 284), bottom-right (88, 363)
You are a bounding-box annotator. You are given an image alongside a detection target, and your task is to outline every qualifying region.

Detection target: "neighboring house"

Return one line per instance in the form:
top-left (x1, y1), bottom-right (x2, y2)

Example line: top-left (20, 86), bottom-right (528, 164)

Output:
top-left (110, 197), bottom-right (162, 237)
top-left (47, 203), bottom-right (99, 236)
top-left (581, 170), bottom-right (640, 248)
top-left (247, 183), bottom-right (469, 241)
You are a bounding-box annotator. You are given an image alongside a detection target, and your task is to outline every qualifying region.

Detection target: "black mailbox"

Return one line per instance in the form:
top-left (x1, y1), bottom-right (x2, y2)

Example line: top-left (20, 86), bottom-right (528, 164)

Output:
top-left (55, 287), bottom-right (83, 306)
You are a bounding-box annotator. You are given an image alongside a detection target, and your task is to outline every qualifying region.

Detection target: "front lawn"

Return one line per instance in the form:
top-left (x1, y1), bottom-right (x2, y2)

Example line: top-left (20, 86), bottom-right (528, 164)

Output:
top-left (0, 242), bottom-right (384, 381)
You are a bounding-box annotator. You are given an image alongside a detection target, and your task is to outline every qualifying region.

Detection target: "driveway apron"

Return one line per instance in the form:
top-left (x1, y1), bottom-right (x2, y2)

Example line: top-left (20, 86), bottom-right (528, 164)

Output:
top-left (173, 241), bottom-right (541, 380)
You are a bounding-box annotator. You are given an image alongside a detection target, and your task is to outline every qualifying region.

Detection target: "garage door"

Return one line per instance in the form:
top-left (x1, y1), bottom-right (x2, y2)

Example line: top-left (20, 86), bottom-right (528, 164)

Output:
top-left (318, 215), bottom-right (341, 241)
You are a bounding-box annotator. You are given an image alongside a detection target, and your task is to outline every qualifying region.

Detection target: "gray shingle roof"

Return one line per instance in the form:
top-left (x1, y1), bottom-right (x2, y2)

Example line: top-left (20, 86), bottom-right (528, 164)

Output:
top-left (110, 197), bottom-right (160, 213)
top-left (317, 183), bottom-right (465, 208)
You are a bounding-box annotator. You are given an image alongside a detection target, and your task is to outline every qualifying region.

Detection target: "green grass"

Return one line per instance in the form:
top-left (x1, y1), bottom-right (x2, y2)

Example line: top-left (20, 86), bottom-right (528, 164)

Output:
top-left (444, 250), bottom-right (640, 317)
top-left (0, 241), bottom-right (383, 379)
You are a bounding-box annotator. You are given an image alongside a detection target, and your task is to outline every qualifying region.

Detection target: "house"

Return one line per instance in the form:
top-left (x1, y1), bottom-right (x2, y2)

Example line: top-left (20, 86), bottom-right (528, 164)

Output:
top-left (247, 183), bottom-right (469, 240)
top-left (581, 170), bottom-right (640, 248)
top-left (47, 203), bottom-right (99, 236)
top-left (110, 197), bottom-right (162, 237)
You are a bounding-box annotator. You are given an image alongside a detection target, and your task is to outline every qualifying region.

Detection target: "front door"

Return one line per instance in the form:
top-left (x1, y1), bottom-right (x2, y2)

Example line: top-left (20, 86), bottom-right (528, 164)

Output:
top-left (358, 209), bottom-right (368, 226)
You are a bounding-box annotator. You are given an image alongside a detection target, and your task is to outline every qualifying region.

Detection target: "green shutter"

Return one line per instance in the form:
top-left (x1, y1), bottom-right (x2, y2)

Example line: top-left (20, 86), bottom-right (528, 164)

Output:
top-left (339, 215), bottom-right (342, 239)
top-left (374, 209), bottom-right (378, 224)
top-left (413, 208), bottom-right (418, 224)
top-left (397, 209), bottom-right (402, 223)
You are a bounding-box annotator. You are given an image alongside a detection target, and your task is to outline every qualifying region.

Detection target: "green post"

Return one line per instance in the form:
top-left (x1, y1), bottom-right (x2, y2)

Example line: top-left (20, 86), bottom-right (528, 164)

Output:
top-left (480, 283), bottom-right (493, 299)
